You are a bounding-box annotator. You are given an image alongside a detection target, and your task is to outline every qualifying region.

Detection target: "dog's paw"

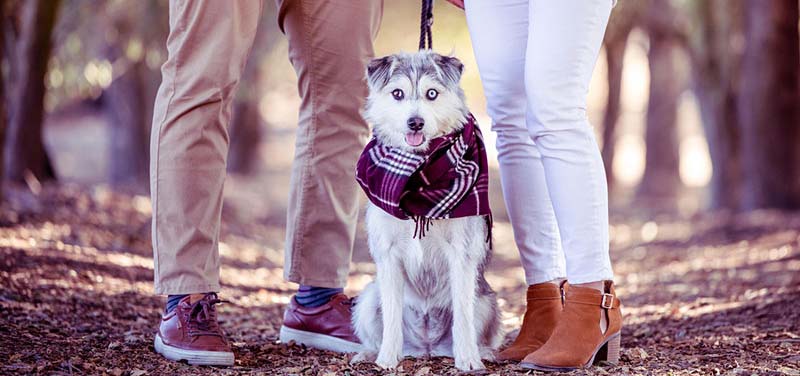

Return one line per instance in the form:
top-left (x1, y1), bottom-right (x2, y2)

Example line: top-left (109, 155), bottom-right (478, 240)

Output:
top-left (455, 356), bottom-right (485, 372)
top-left (351, 351), bottom-right (377, 364)
top-left (374, 353), bottom-right (402, 369)
top-left (479, 347), bottom-right (496, 361)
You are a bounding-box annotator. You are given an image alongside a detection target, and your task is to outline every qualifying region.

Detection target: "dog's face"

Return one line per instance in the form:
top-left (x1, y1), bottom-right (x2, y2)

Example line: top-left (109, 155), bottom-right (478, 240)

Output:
top-left (364, 51), bottom-right (468, 153)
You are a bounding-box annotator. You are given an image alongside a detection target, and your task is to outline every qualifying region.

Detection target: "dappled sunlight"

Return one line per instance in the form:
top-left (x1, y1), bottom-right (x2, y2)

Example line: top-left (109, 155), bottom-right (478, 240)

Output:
top-left (614, 134), bottom-right (647, 186)
top-left (2, 180), bottom-right (799, 374)
top-left (612, 29), bottom-right (650, 188)
top-left (678, 93), bottom-right (712, 188)
top-left (680, 134), bottom-right (713, 187)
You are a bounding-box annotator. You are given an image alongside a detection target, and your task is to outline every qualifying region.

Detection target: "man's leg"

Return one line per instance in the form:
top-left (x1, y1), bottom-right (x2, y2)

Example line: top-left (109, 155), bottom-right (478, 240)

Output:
top-left (151, 0), bottom-right (262, 297)
top-left (276, 0), bottom-right (382, 352)
top-left (150, 0), bottom-right (262, 365)
top-left (279, 0), bottom-right (382, 294)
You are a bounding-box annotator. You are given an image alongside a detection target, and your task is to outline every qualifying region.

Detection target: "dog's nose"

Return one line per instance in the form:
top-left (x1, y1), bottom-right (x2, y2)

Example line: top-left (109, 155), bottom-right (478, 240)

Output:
top-left (407, 116), bottom-right (425, 131)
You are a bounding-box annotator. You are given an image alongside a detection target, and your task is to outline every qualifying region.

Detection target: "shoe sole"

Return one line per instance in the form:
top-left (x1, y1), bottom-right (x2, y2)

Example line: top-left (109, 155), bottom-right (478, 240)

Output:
top-left (520, 332), bottom-right (621, 372)
top-left (154, 333), bottom-right (234, 366)
top-left (279, 325), bottom-right (363, 353)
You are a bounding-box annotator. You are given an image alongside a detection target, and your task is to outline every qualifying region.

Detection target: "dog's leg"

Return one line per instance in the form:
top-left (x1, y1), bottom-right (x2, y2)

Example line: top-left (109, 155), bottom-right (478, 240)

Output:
top-left (474, 285), bottom-right (503, 361)
top-left (374, 256), bottom-right (405, 369)
top-left (352, 282), bottom-right (380, 364)
top-left (447, 244), bottom-right (485, 371)
top-left (364, 205), bottom-right (408, 369)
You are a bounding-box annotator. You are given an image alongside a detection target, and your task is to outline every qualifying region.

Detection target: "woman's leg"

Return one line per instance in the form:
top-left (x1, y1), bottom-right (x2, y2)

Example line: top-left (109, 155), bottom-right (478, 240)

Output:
top-left (525, 0), bottom-right (614, 284)
top-left (465, 0), bottom-right (565, 285)
top-left (521, 7), bottom-right (623, 370)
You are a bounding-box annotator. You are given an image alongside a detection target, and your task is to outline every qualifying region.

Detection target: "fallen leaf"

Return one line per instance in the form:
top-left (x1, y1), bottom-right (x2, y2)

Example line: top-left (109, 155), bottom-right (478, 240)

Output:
top-left (415, 366), bottom-right (431, 375)
top-left (779, 367), bottom-right (800, 376)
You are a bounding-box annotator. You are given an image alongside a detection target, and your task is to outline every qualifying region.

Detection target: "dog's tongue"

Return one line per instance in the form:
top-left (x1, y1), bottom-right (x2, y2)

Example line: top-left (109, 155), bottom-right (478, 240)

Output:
top-left (405, 132), bottom-right (424, 147)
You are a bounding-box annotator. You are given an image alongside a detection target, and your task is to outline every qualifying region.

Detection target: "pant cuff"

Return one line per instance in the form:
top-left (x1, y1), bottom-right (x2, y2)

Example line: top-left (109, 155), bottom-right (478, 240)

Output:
top-left (525, 271), bottom-right (568, 286)
top-left (566, 269), bottom-right (614, 284)
top-left (154, 282), bottom-right (221, 296)
top-left (284, 272), bottom-right (347, 289)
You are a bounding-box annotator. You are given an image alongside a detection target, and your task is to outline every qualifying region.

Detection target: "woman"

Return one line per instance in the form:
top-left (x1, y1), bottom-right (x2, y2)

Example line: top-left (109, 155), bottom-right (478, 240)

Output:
top-left (451, 0), bottom-right (622, 371)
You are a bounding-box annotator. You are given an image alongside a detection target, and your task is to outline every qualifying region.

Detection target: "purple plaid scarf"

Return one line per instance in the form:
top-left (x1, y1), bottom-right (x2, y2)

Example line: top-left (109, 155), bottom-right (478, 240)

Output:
top-left (355, 115), bottom-right (492, 243)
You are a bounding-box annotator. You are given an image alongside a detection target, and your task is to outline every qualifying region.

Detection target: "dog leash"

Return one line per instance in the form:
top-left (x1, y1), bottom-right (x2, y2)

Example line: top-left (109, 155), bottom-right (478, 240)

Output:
top-left (419, 0), bottom-right (434, 50)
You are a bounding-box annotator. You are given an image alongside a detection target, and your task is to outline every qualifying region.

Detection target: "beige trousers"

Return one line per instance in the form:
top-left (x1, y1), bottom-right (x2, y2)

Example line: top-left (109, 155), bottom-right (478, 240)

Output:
top-left (150, 0), bottom-right (383, 295)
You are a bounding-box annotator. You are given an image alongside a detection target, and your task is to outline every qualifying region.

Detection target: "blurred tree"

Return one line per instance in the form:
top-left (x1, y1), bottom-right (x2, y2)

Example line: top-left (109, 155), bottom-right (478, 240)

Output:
top-left (228, 89), bottom-right (263, 174)
top-left (637, 0), bottom-right (689, 201)
top-left (100, 0), bottom-right (167, 187)
top-left (685, 0), bottom-right (744, 211)
top-left (601, 0), bottom-right (641, 192)
top-left (1, 0), bottom-right (18, 100)
top-left (104, 51), bottom-right (149, 186)
top-left (4, 0), bottom-right (61, 185)
top-left (227, 2), bottom-right (279, 174)
top-left (0, 0), bottom-right (7, 197)
top-left (737, 0), bottom-right (800, 209)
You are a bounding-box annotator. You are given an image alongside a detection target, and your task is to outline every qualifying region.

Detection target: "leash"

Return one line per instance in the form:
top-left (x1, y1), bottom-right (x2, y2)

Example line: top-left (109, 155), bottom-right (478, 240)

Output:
top-left (419, 0), bottom-right (434, 50)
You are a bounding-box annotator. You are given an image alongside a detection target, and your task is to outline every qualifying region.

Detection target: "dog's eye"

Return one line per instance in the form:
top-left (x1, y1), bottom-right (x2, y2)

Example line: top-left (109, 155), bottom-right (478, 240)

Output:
top-left (391, 89), bottom-right (404, 100)
top-left (425, 89), bottom-right (438, 100)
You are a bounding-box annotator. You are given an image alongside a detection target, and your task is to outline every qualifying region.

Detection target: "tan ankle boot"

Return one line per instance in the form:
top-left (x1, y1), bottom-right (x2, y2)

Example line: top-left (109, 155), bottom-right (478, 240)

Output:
top-left (497, 281), bottom-right (566, 361)
top-left (520, 281), bottom-right (622, 371)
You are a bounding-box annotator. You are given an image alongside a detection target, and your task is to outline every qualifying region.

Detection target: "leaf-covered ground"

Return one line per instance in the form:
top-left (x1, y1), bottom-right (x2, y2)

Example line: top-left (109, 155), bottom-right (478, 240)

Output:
top-left (1, 184), bottom-right (799, 375)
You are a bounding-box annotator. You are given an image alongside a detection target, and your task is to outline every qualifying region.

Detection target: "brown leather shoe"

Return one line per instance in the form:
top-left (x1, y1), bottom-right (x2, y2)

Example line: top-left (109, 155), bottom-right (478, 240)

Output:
top-left (520, 281), bottom-right (622, 371)
top-left (279, 293), bottom-right (362, 353)
top-left (497, 281), bottom-right (566, 361)
top-left (154, 293), bottom-right (234, 366)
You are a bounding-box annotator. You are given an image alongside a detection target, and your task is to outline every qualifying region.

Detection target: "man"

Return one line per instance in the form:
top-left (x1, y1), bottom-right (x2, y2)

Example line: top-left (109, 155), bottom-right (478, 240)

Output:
top-left (149, 0), bottom-right (383, 365)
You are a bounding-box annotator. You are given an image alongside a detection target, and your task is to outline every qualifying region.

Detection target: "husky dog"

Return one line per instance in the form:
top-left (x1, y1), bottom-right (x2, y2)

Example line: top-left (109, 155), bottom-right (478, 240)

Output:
top-left (352, 51), bottom-right (503, 372)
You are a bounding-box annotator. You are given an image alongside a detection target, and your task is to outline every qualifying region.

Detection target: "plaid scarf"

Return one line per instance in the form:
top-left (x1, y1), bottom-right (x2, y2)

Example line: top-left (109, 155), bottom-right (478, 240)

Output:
top-left (355, 115), bottom-right (492, 243)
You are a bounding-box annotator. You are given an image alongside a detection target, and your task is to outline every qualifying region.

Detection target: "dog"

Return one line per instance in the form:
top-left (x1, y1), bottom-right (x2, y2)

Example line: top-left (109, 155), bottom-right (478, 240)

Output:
top-left (352, 51), bottom-right (503, 372)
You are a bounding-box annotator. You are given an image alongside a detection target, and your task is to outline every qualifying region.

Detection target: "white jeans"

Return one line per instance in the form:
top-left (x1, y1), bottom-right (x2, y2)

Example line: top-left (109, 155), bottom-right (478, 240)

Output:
top-left (465, 0), bottom-right (614, 284)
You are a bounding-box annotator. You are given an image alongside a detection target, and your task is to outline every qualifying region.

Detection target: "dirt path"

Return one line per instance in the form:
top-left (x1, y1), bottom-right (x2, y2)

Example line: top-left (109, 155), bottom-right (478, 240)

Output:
top-left (1, 185), bottom-right (799, 375)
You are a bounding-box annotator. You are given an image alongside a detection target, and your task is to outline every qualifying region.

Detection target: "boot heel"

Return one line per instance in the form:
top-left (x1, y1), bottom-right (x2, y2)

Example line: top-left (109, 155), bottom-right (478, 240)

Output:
top-left (599, 334), bottom-right (621, 365)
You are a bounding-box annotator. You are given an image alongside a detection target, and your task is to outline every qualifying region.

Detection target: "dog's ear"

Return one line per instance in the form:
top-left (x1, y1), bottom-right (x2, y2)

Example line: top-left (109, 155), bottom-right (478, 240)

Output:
top-left (434, 54), bottom-right (464, 85)
top-left (367, 55), bottom-right (395, 89)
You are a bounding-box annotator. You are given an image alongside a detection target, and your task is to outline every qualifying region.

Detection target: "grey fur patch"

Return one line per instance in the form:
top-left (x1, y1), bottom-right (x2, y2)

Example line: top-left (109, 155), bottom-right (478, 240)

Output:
top-left (367, 51), bottom-right (465, 95)
top-left (432, 54), bottom-right (464, 87)
top-left (367, 55), bottom-right (395, 89)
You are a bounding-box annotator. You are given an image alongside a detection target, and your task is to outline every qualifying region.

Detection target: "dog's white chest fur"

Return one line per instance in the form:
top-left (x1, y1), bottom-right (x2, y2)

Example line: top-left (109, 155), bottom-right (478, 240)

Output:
top-left (352, 204), bottom-right (502, 371)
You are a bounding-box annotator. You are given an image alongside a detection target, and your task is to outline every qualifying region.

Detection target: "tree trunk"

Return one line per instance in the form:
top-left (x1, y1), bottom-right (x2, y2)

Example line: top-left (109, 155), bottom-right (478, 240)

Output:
top-left (600, 1), bottom-right (639, 192)
top-left (102, 1), bottom-right (168, 189)
top-left (694, 86), bottom-right (741, 210)
top-left (226, 3), bottom-right (281, 174)
top-left (0, 0), bottom-right (7, 197)
top-left (227, 45), bottom-right (262, 175)
top-left (601, 41), bottom-right (625, 192)
top-left (737, 0), bottom-right (800, 210)
top-left (104, 56), bottom-right (148, 186)
top-left (637, 1), bottom-right (687, 200)
top-left (4, 0), bottom-right (60, 184)
top-left (686, 0), bottom-right (743, 211)
top-left (228, 100), bottom-right (261, 174)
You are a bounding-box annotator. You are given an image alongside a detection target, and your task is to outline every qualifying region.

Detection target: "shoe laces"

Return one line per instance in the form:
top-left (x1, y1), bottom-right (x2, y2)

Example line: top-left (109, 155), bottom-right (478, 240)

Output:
top-left (183, 293), bottom-right (228, 337)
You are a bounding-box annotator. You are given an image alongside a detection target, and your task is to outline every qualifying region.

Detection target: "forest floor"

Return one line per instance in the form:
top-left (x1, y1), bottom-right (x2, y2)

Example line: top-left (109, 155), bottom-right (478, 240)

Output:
top-left (1, 183), bottom-right (799, 376)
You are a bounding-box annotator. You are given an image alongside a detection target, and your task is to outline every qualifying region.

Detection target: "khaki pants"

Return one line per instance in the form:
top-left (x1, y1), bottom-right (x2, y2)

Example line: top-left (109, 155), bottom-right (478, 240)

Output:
top-left (150, 0), bottom-right (383, 295)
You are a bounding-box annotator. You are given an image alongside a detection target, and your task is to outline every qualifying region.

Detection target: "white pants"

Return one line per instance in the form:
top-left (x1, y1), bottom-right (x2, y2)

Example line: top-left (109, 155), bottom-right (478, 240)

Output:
top-left (465, 0), bottom-right (614, 284)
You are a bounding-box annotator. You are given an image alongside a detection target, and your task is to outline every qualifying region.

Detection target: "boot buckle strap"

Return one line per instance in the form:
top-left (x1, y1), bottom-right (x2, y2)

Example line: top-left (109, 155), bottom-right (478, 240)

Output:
top-left (601, 293), bottom-right (615, 309)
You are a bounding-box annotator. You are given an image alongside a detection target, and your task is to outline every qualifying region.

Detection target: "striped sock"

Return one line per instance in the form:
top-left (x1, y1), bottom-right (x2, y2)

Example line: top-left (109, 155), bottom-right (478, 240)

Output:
top-left (295, 285), bottom-right (343, 307)
top-left (166, 294), bottom-right (188, 313)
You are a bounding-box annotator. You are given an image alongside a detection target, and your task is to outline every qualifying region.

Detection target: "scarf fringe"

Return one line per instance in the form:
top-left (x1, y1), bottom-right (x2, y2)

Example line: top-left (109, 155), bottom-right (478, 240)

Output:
top-left (412, 216), bottom-right (433, 239)
top-left (485, 214), bottom-right (493, 250)
top-left (412, 215), bottom-right (493, 250)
